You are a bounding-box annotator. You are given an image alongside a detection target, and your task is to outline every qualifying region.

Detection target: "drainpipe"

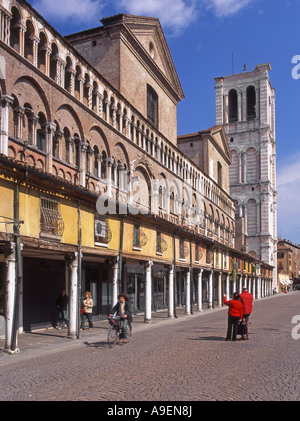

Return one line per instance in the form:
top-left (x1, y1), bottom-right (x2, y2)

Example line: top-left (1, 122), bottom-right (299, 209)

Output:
top-left (118, 215), bottom-right (126, 293)
top-left (11, 171), bottom-right (27, 352)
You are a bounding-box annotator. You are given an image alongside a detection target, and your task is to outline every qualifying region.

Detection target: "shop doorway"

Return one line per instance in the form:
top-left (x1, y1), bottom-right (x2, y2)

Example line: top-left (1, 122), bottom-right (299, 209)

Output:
top-left (81, 262), bottom-right (112, 319)
top-left (23, 257), bottom-right (65, 331)
top-left (127, 273), bottom-right (145, 313)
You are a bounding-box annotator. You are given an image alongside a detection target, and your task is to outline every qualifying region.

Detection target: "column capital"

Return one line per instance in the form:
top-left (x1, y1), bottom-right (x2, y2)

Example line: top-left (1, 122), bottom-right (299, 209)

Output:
top-left (1, 94), bottom-right (14, 107)
top-left (106, 157), bottom-right (114, 167)
top-left (146, 260), bottom-right (153, 269)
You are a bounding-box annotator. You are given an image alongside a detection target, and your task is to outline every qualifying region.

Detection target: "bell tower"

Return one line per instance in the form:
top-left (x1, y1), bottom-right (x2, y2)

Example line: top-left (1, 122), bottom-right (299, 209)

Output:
top-left (215, 63), bottom-right (277, 287)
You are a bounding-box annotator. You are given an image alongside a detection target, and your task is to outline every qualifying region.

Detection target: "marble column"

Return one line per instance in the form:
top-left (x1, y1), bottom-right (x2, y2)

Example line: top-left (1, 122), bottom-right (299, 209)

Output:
top-left (144, 261), bottom-right (153, 323)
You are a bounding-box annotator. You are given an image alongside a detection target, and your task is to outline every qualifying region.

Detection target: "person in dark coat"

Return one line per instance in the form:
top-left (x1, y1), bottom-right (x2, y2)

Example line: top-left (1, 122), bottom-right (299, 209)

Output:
top-left (56, 289), bottom-right (69, 329)
top-left (109, 293), bottom-right (132, 343)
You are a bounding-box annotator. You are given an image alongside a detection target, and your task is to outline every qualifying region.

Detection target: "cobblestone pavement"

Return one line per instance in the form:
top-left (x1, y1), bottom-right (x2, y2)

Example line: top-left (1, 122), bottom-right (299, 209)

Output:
top-left (1, 292), bottom-right (300, 402)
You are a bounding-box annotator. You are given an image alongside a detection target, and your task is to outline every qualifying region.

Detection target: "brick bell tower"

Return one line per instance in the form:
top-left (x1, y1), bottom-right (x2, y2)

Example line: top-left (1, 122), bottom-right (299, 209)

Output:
top-left (215, 63), bottom-right (277, 287)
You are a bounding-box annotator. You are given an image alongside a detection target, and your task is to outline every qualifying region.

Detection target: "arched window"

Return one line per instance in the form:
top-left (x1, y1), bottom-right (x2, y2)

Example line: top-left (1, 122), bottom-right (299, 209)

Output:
top-left (217, 161), bottom-right (222, 187)
top-left (93, 146), bottom-right (99, 177)
top-left (24, 103), bottom-right (33, 145)
top-left (147, 84), bottom-right (158, 128)
top-left (92, 81), bottom-right (98, 113)
top-left (36, 112), bottom-right (46, 152)
top-left (74, 135), bottom-right (80, 167)
top-left (50, 43), bottom-right (59, 81)
top-left (63, 127), bottom-right (71, 163)
top-left (53, 121), bottom-right (60, 158)
top-left (228, 89), bottom-right (238, 122)
top-left (101, 151), bottom-right (107, 179)
top-left (75, 66), bottom-right (82, 100)
top-left (247, 86), bottom-right (256, 120)
top-left (24, 20), bottom-right (35, 63)
top-left (83, 73), bottom-right (90, 107)
top-left (10, 7), bottom-right (21, 53)
top-left (38, 32), bottom-right (48, 73)
top-left (65, 57), bottom-right (73, 92)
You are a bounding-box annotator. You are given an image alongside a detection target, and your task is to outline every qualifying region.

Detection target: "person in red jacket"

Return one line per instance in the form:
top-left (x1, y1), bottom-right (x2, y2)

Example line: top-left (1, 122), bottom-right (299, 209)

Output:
top-left (223, 293), bottom-right (243, 341)
top-left (239, 286), bottom-right (254, 340)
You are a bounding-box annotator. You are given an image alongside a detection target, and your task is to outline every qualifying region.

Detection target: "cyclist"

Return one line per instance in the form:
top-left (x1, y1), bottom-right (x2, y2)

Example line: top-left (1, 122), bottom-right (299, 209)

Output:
top-left (109, 293), bottom-right (132, 343)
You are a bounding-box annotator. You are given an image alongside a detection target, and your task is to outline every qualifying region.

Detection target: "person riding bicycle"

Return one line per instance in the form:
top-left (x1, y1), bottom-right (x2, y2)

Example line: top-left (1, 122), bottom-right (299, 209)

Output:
top-left (109, 293), bottom-right (132, 343)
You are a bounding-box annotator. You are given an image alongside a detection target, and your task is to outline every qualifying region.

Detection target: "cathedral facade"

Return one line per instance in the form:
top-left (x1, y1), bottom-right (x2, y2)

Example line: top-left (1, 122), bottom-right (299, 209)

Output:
top-left (0, 0), bottom-right (273, 349)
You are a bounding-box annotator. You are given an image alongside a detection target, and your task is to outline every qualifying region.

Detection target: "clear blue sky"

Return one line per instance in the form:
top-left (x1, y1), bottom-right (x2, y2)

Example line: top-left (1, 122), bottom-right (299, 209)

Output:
top-left (28, 0), bottom-right (300, 244)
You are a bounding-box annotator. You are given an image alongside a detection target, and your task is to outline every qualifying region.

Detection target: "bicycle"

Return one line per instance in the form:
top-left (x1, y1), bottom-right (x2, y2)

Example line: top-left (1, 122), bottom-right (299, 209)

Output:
top-left (107, 315), bottom-right (132, 348)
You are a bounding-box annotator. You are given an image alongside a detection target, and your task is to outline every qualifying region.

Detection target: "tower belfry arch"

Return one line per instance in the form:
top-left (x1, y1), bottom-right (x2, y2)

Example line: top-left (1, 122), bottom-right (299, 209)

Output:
top-left (215, 63), bottom-right (277, 286)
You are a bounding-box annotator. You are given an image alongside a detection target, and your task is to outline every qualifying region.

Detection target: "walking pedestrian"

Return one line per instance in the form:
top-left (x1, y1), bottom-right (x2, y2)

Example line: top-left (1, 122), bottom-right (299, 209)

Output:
top-left (240, 286), bottom-right (254, 340)
top-left (56, 289), bottom-right (69, 329)
top-left (223, 293), bottom-right (243, 342)
top-left (81, 291), bottom-right (94, 330)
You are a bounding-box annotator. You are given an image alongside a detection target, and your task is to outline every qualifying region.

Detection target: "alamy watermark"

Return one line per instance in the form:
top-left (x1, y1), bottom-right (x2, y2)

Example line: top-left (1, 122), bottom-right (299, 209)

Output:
top-left (96, 173), bottom-right (207, 228)
top-left (291, 55), bottom-right (300, 79)
top-left (291, 315), bottom-right (300, 339)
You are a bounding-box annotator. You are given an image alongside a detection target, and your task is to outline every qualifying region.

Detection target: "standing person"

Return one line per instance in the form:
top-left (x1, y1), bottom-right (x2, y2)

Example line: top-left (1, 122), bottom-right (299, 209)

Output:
top-left (56, 289), bottom-right (69, 330)
top-left (223, 293), bottom-right (243, 342)
top-left (81, 291), bottom-right (94, 330)
top-left (109, 293), bottom-right (132, 343)
top-left (240, 286), bottom-right (254, 340)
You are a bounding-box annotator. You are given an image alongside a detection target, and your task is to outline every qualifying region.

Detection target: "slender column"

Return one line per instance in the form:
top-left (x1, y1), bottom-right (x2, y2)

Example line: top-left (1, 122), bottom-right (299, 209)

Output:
top-left (106, 158), bottom-right (114, 197)
top-left (185, 269), bottom-right (191, 315)
top-left (238, 153), bottom-right (242, 184)
top-left (32, 37), bottom-right (39, 67)
top-left (131, 121), bottom-right (136, 143)
top-left (97, 92), bottom-right (103, 118)
top-left (248, 276), bottom-right (252, 294)
top-left (226, 273), bottom-right (230, 300)
top-left (238, 92), bottom-right (242, 121)
top-left (69, 69), bottom-right (76, 96)
top-left (111, 106), bottom-right (117, 129)
top-left (45, 122), bottom-right (56, 173)
top-left (224, 94), bottom-right (229, 124)
top-left (45, 48), bottom-right (51, 76)
top-left (4, 243), bottom-right (16, 350)
top-left (118, 110), bottom-right (123, 133)
top-left (125, 117), bottom-right (131, 139)
top-left (87, 84), bottom-right (93, 109)
top-left (208, 270), bottom-right (213, 309)
top-left (252, 277), bottom-right (256, 299)
top-left (257, 276), bottom-right (261, 299)
top-left (104, 99), bottom-right (110, 123)
top-left (178, 270), bottom-right (182, 306)
top-left (67, 253), bottom-right (79, 339)
top-left (28, 112), bottom-right (39, 147)
top-left (218, 272), bottom-right (222, 307)
top-left (144, 261), bottom-right (153, 323)
top-left (168, 265), bottom-right (174, 318)
top-left (239, 275), bottom-right (243, 293)
top-left (0, 95), bottom-right (14, 156)
top-left (15, 106), bottom-right (25, 140)
top-left (79, 141), bottom-right (88, 187)
top-left (112, 257), bottom-right (119, 307)
top-left (79, 78), bottom-right (84, 103)
top-left (197, 269), bottom-right (203, 312)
